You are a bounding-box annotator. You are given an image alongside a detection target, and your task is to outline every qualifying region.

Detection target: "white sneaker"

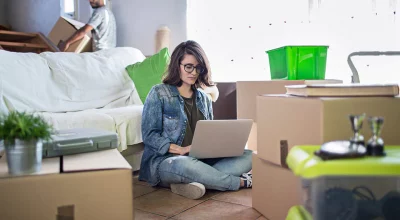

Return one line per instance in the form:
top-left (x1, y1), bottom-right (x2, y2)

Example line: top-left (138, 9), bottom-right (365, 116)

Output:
top-left (170, 182), bottom-right (206, 200)
top-left (241, 172), bottom-right (253, 188)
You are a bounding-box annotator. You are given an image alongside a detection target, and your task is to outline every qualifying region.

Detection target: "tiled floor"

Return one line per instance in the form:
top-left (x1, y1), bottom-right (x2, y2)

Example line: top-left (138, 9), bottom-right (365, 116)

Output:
top-left (133, 175), bottom-right (268, 220)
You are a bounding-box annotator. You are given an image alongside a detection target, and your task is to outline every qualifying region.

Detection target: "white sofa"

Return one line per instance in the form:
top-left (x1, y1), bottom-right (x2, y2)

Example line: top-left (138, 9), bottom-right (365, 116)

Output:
top-left (0, 47), bottom-right (147, 170)
top-left (0, 47), bottom-right (220, 170)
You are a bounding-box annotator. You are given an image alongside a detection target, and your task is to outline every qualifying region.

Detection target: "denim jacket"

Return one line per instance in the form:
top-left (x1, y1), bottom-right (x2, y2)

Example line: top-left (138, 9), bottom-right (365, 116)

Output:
top-left (138, 84), bottom-right (213, 186)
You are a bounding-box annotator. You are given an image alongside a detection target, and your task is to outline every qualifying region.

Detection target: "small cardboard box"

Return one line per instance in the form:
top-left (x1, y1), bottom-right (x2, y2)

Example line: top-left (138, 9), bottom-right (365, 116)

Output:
top-left (257, 95), bottom-right (400, 167)
top-left (0, 149), bottom-right (133, 220)
top-left (252, 152), bottom-right (302, 220)
top-left (237, 80), bottom-right (342, 151)
top-left (48, 16), bottom-right (92, 53)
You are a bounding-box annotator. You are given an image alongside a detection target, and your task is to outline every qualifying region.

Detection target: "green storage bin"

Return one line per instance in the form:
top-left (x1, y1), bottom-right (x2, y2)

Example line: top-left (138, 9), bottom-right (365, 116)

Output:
top-left (266, 46), bottom-right (328, 80)
top-left (286, 145), bottom-right (400, 220)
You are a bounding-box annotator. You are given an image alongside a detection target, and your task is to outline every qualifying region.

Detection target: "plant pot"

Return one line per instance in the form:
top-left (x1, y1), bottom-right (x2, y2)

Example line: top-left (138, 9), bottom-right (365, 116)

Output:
top-left (5, 139), bottom-right (43, 175)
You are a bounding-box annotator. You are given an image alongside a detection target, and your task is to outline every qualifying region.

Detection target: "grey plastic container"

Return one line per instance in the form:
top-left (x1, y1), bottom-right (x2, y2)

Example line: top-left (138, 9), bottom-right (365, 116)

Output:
top-left (42, 128), bottom-right (118, 158)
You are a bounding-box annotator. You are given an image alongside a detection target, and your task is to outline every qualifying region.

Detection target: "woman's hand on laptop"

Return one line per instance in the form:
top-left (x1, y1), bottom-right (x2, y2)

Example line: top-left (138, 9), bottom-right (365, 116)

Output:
top-left (169, 144), bottom-right (191, 156)
top-left (183, 145), bottom-right (191, 156)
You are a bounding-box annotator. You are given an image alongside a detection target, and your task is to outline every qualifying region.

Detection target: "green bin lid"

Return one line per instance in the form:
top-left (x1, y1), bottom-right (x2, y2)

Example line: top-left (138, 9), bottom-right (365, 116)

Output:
top-left (266, 45), bottom-right (329, 53)
top-left (286, 206), bottom-right (312, 220)
top-left (286, 145), bottom-right (400, 178)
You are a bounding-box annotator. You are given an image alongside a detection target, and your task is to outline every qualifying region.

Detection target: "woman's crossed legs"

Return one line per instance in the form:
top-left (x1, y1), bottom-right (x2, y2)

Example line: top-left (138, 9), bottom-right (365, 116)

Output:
top-left (158, 150), bottom-right (252, 192)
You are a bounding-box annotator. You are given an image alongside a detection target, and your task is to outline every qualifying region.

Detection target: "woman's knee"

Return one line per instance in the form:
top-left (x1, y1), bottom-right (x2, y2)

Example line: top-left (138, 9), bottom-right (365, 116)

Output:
top-left (164, 155), bottom-right (197, 165)
top-left (159, 156), bottom-right (199, 172)
top-left (243, 149), bottom-right (253, 160)
top-left (244, 149), bottom-right (253, 155)
top-left (243, 150), bottom-right (253, 169)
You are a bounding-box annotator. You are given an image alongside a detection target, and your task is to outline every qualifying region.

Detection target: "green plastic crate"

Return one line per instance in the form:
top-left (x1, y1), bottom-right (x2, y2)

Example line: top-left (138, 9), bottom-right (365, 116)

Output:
top-left (266, 46), bottom-right (328, 80)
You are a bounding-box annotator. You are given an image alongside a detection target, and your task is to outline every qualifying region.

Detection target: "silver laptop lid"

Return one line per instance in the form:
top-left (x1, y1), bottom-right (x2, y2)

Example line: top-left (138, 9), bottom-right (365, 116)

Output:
top-left (189, 119), bottom-right (253, 159)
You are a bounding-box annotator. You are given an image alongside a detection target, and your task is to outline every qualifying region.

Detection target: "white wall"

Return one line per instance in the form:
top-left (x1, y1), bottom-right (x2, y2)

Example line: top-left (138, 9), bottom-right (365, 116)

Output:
top-left (0, 0), bottom-right (7, 26)
top-left (112, 0), bottom-right (187, 56)
top-left (5, 0), bottom-right (187, 56)
top-left (76, 0), bottom-right (92, 24)
top-left (7, 0), bottom-right (60, 35)
top-left (188, 0), bottom-right (400, 84)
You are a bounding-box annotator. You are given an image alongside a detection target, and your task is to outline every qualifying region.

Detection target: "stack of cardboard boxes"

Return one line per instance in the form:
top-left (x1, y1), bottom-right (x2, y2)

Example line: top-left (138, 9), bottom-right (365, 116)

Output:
top-left (237, 80), bottom-right (400, 219)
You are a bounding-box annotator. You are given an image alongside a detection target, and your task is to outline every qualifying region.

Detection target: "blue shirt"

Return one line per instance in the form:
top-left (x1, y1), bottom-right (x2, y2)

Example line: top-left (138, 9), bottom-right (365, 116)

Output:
top-left (138, 84), bottom-right (213, 186)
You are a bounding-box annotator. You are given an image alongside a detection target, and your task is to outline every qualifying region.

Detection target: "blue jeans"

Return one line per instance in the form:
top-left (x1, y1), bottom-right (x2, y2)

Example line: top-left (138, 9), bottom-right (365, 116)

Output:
top-left (158, 150), bottom-right (252, 191)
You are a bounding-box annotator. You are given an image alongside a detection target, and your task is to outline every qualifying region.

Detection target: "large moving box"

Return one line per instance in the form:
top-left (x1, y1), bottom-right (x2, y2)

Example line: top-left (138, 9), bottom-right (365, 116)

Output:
top-left (0, 149), bottom-right (133, 220)
top-left (257, 95), bottom-right (400, 167)
top-left (48, 16), bottom-right (92, 53)
top-left (252, 152), bottom-right (302, 220)
top-left (237, 80), bottom-right (342, 151)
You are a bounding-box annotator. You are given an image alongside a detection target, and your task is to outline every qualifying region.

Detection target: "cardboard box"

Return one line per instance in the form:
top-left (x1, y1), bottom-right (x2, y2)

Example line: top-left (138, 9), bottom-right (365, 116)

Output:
top-left (257, 95), bottom-right (400, 167)
top-left (0, 149), bottom-right (133, 220)
top-left (237, 80), bottom-right (342, 151)
top-left (48, 16), bottom-right (92, 53)
top-left (252, 152), bottom-right (302, 220)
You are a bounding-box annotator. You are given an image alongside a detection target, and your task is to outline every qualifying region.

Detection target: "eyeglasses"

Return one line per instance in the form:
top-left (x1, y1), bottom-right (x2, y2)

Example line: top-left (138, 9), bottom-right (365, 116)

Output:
top-left (180, 64), bottom-right (206, 75)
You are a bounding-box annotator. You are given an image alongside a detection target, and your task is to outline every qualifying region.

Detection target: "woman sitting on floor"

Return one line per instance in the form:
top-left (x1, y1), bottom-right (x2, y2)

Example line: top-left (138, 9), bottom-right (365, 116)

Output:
top-left (138, 40), bottom-right (252, 200)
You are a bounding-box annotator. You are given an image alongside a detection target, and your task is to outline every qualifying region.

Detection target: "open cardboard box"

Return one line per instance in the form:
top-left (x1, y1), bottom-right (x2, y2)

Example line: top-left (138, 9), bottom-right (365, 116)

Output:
top-left (257, 94), bottom-right (400, 167)
top-left (236, 79), bottom-right (342, 151)
top-left (48, 16), bottom-right (92, 53)
top-left (0, 149), bottom-right (133, 220)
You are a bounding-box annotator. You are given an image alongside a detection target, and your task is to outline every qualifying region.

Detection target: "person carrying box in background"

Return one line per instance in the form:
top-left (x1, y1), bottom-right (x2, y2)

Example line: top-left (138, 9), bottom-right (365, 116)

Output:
top-left (58, 0), bottom-right (116, 52)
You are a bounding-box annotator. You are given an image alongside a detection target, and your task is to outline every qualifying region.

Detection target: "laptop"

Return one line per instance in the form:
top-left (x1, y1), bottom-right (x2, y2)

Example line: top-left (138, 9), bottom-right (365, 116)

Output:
top-left (189, 119), bottom-right (253, 159)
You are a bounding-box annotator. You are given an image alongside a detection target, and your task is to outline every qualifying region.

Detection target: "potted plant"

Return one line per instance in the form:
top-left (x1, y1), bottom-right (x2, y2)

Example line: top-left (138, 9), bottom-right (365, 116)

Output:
top-left (0, 111), bottom-right (53, 175)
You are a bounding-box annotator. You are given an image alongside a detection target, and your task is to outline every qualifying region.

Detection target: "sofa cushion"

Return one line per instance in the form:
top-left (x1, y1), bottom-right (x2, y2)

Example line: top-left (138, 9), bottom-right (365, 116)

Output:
top-left (40, 47), bottom-right (145, 112)
top-left (39, 111), bottom-right (116, 133)
top-left (0, 51), bottom-right (55, 113)
top-left (85, 105), bottom-right (143, 151)
top-left (40, 105), bottom-right (144, 151)
top-left (0, 48), bottom-right (145, 113)
top-left (126, 47), bottom-right (170, 103)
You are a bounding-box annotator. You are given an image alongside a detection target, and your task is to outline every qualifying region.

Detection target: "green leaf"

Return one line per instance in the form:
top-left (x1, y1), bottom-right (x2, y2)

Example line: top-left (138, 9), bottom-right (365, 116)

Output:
top-left (0, 111), bottom-right (53, 143)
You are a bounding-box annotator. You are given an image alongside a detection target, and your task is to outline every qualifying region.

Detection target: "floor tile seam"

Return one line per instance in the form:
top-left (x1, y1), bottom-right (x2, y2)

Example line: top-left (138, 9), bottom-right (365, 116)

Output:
top-left (134, 188), bottom-right (161, 199)
top-left (134, 208), bottom-right (169, 218)
top-left (168, 196), bottom-right (215, 218)
top-left (210, 198), bottom-right (256, 208)
top-left (210, 197), bottom-right (252, 207)
top-left (133, 181), bottom-right (152, 186)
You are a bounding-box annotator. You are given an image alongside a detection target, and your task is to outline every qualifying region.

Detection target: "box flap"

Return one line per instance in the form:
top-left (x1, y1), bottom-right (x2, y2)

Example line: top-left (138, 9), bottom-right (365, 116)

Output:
top-left (60, 16), bottom-right (92, 38)
top-left (63, 149), bottom-right (132, 172)
top-left (61, 16), bottom-right (87, 30)
top-left (0, 155), bottom-right (60, 178)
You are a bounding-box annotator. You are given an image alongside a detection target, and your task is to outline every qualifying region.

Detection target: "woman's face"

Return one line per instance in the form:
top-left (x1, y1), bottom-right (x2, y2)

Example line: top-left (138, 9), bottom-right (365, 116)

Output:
top-left (179, 54), bottom-right (202, 87)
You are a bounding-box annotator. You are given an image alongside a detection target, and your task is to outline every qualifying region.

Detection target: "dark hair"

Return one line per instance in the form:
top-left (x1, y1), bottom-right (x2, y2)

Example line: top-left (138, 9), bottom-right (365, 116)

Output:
top-left (163, 40), bottom-right (214, 88)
